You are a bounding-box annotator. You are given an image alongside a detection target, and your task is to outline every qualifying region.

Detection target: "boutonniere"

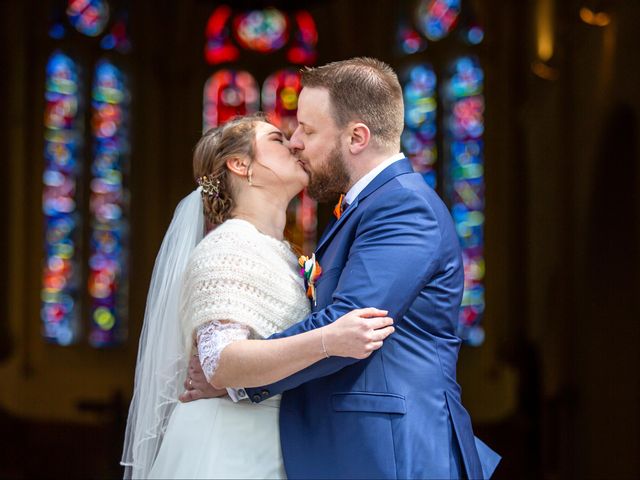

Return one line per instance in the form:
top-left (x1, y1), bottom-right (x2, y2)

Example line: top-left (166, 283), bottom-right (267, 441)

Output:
top-left (298, 253), bottom-right (322, 306)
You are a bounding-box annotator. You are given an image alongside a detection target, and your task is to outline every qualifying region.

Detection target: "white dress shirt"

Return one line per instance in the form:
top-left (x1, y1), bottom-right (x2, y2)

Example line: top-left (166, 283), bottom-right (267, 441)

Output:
top-left (344, 152), bottom-right (405, 205)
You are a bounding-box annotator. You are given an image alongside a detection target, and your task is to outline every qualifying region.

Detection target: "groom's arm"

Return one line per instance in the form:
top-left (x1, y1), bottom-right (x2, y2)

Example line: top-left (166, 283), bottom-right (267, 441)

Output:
top-left (245, 189), bottom-right (443, 402)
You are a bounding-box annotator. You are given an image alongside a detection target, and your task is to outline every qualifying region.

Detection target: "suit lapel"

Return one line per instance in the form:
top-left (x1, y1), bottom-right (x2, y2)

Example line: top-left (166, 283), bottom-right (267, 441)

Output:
top-left (315, 198), bottom-right (359, 254)
top-left (315, 158), bottom-right (414, 255)
top-left (316, 215), bottom-right (337, 246)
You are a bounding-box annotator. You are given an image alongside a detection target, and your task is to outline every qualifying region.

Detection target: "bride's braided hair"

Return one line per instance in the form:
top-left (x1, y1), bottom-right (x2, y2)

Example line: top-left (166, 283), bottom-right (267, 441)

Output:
top-left (193, 113), bottom-right (266, 226)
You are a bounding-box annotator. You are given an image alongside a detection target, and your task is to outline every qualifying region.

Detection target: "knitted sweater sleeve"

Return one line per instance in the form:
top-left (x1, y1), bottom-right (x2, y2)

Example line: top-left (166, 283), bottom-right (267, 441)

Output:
top-left (180, 222), bottom-right (298, 358)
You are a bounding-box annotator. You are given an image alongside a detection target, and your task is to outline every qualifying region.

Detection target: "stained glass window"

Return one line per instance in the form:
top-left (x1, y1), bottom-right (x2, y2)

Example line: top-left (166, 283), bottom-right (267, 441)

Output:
top-left (416, 0), bottom-right (461, 41)
top-left (44, 3), bottom-right (131, 347)
top-left (233, 8), bottom-right (289, 53)
top-left (203, 70), bottom-right (259, 130)
top-left (205, 5), bottom-right (240, 65)
top-left (202, 6), bottom-right (318, 251)
top-left (100, 13), bottom-right (132, 53)
top-left (397, 22), bottom-right (427, 55)
top-left (262, 69), bottom-right (302, 136)
top-left (287, 11), bottom-right (318, 65)
top-left (66, 0), bottom-right (110, 37)
top-left (401, 64), bottom-right (438, 188)
top-left (443, 56), bottom-right (485, 346)
top-left (42, 51), bottom-right (83, 346)
top-left (88, 60), bottom-right (129, 347)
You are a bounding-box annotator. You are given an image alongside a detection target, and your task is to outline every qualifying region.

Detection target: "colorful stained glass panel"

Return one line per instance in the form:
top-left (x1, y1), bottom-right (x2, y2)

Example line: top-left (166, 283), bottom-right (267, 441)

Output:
top-left (287, 11), bottom-right (318, 65)
top-left (42, 51), bottom-right (83, 346)
top-left (67, 0), bottom-right (110, 37)
top-left (205, 5), bottom-right (240, 65)
top-left (233, 8), bottom-right (289, 53)
top-left (88, 59), bottom-right (129, 347)
top-left (203, 70), bottom-right (259, 130)
top-left (416, 0), bottom-right (461, 41)
top-left (402, 64), bottom-right (438, 188)
top-left (444, 56), bottom-right (485, 345)
top-left (262, 69), bottom-right (302, 137)
top-left (397, 22), bottom-right (427, 55)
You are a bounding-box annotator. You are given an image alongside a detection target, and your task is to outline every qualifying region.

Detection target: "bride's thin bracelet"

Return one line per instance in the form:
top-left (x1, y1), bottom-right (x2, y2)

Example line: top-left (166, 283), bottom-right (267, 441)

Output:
top-left (321, 329), bottom-right (330, 358)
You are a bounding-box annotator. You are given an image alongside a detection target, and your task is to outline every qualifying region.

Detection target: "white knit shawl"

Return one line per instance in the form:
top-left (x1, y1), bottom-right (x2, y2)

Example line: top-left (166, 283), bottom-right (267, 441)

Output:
top-left (180, 219), bottom-right (310, 354)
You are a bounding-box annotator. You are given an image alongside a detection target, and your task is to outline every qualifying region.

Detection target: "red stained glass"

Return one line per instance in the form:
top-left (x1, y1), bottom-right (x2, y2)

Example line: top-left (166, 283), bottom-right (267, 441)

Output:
top-left (203, 70), bottom-right (259, 130)
top-left (262, 69), bottom-right (302, 137)
top-left (287, 11), bottom-right (318, 65)
top-left (205, 6), bottom-right (240, 65)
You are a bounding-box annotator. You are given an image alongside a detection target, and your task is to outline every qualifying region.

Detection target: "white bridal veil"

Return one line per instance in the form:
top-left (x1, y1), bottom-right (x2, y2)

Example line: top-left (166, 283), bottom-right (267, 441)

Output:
top-left (121, 188), bottom-right (205, 479)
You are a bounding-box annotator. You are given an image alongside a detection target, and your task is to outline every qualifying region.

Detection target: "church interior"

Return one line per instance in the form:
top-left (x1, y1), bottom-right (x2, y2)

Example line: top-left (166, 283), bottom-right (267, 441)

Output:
top-left (1, 0), bottom-right (638, 478)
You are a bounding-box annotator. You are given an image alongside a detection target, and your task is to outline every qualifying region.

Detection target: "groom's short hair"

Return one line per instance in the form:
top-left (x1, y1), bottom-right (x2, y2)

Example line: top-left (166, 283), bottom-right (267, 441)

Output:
top-left (301, 57), bottom-right (404, 149)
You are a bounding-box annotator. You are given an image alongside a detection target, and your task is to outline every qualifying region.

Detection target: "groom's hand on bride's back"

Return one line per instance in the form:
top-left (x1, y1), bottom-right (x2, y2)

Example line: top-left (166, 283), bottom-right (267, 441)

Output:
top-left (179, 355), bottom-right (228, 403)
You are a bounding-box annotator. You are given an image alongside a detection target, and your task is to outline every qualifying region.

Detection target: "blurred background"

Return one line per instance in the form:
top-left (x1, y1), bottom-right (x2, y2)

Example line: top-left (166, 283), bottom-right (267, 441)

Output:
top-left (1, 0), bottom-right (638, 478)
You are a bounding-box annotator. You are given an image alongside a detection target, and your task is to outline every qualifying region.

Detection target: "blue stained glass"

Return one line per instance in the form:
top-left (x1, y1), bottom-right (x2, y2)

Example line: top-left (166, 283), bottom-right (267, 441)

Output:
top-left (401, 64), bottom-right (438, 188)
top-left (396, 21), bottom-right (427, 55)
top-left (42, 51), bottom-right (83, 346)
top-left (88, 59), bottom-right (129, 348)
top-left (67, 0), bottom-right (110, 37)
top-left (416, 0), bottom-right (461, 41)
top-left (444, 56), bottom-right (486, 345)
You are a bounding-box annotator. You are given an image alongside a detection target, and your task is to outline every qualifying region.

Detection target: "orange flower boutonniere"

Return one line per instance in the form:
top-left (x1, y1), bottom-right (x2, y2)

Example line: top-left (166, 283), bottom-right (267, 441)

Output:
top-left (298, 253), bottom-right (322, 306)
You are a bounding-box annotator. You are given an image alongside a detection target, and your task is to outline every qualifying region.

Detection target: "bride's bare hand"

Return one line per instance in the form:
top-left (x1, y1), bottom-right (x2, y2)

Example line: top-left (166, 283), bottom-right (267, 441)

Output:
top-left (323, 308), bottom-right (394, 359)
top-left (179, 354), bottom-right (228, 402)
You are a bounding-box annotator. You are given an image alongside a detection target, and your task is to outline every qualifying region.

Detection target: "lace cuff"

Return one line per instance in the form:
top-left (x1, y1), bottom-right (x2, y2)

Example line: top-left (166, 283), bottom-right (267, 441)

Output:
top-left (196, 320), bottom-right (251, 383)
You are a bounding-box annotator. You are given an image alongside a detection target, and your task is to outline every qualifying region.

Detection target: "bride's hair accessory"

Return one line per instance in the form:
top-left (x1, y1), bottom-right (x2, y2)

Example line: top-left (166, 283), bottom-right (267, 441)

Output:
top-left (193, 113), bottom-right (266, 225)
top-left (197, 175), bottom-right (221, 198)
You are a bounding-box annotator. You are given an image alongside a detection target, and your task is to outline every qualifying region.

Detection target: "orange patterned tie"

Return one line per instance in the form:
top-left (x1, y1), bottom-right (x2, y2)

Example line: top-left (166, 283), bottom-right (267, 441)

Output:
top-left (333, 194), bottom-right (345, 219)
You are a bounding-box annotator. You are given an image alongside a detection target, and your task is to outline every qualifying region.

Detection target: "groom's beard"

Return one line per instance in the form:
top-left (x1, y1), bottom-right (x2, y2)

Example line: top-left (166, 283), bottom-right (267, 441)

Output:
top-left (301, 142), bottom-right (351, 203)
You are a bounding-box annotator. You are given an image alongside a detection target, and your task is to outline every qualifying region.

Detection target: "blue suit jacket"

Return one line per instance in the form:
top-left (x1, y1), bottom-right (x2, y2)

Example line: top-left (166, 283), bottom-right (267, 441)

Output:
top-left (246, 159), bottom-right (500, 479)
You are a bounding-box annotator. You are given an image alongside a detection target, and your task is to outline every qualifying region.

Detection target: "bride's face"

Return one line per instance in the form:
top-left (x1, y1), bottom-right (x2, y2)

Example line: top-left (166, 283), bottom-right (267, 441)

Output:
top-left (251, 121), bottom-right (309, 195)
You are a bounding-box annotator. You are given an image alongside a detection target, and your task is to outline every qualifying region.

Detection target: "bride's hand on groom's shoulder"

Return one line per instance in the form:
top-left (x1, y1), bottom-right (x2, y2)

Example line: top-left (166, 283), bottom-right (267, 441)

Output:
top-left (324, 308), bottom-right (395, 359)
top-left (179, 354), bottom-right (228, 403)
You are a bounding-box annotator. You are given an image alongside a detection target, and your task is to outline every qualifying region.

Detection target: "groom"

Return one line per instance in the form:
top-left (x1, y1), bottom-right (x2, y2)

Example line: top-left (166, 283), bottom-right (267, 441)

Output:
top-left (184, 58), bottom-right (500, 479)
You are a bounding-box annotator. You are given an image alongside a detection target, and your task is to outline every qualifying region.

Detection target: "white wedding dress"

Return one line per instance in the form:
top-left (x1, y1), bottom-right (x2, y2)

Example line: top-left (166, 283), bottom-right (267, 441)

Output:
top-left (147, 219), bottom-right (310, 479)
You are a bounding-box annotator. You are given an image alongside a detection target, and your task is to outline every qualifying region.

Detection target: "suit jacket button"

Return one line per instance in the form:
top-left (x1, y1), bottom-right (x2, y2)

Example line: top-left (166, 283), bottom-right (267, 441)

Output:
top-left (252, 394), bottom-right (261, 403)
top-left (261, 390), bottom-right (270, 397)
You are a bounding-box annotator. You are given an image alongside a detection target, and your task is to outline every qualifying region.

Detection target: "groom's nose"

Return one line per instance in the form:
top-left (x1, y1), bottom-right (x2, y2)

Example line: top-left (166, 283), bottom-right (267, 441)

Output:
top-left (289, 125), bottom-right (304, 152)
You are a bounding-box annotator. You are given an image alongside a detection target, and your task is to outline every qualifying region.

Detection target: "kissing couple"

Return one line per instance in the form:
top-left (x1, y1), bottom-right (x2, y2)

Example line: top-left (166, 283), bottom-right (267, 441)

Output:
top-left (121, 57), bottom-right (500, 479)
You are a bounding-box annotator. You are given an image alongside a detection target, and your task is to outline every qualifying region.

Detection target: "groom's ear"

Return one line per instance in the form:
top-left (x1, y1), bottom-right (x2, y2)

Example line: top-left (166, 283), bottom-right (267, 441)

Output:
top-left (348, 122), bottom-right (371, 155)
top-left (226, 155), bottom-right (250, 178)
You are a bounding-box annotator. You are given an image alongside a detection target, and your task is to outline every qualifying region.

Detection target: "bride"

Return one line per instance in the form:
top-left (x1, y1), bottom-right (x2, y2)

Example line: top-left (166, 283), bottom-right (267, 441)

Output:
top-left (121, 114), bottom-right (395, 479)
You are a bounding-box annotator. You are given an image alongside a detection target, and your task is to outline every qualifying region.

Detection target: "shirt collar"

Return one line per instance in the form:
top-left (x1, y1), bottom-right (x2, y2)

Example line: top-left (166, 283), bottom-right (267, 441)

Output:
top-left (344, 152), bottom-right (405, 205)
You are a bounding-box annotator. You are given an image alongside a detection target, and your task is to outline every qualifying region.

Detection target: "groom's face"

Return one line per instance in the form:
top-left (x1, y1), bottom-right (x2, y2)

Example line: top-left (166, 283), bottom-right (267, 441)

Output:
top-left (290, 87), bottom-right (351, 203)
